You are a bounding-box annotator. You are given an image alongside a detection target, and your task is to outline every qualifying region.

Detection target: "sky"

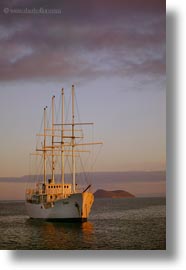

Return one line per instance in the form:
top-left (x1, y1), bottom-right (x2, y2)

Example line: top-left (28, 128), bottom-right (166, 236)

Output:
top-left (0, 0), bottom-right (166, 197)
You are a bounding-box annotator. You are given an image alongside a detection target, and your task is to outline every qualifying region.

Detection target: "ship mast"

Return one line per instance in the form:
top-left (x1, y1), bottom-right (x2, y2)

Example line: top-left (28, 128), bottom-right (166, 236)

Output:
top-left (43, 106), bottom-right (47, 185)
top-left (52, 95), bottom-right (55, 183)
top-left (61, 88), bottom-right (65, 196)
top-left (72, 85), bottom-right (76, 193)
top-left (49, 85), bottom-right (103, 193)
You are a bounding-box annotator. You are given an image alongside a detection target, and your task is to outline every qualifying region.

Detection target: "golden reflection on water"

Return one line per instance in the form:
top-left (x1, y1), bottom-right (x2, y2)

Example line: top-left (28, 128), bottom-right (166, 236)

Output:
top-left (42, 221), bottom-right (94, 236)
top-left (31, 220), bottom-right (94, 249)
top-left (81, 221), bottom-right (93, 235)
top-left (81, 221), bottom-right (94, 244)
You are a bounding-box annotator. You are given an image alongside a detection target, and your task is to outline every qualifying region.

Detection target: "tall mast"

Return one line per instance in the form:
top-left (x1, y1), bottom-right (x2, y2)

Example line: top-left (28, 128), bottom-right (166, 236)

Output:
top-left (52, 95), bottom-right (55, 183)
top-left (61, 88), bottom-right (65, 196)
top-left (43, 106), bottom-right (47, 185)
top-left (72, 85), bottom-right (76, 193)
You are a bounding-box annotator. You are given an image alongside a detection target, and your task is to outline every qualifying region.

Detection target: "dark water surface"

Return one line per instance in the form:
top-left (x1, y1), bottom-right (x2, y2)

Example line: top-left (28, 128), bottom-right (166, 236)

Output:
top-left (0, 197), bottom-right (166, 250)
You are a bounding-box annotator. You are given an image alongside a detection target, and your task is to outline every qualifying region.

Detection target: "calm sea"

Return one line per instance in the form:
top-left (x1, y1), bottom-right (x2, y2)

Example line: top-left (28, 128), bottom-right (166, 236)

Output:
top-left (0, 197), bottom-right (166, 250)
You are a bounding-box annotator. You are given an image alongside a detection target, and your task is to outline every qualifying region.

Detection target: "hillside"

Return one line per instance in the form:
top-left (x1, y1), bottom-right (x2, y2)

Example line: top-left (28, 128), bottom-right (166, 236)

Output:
top-left (94, 189), bottom-right (135, 198)
top-left (0, 171), bottom-right (165, 199)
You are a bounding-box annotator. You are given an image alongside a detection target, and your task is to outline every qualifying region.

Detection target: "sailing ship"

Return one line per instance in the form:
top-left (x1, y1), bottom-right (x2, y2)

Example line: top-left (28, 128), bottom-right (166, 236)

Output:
top-left (25, 85), bottom-right (102, 221)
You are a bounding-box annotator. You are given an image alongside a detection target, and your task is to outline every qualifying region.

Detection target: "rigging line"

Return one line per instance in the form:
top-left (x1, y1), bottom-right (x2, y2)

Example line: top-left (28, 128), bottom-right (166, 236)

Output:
top-left (54, 150), bottom-right (61, 174)
top-left (46, 101), bottom-right (52, 130)
top-left (56, 92), bottom-right (61, 124)
top-left (81, 151), bottom-right (91, 175)
top-left (46, 155), bottom-right (52, 172)
top-left (78, 145), bottom-right (100, 186)
top-left (63, 146), bottom-right (69, 173)
top-left (74, 91), bottom-right (81, 123)
top-left (74, 91), bottom-right (83, 136)
top-left (90, 124), bottom-right (95, 175)
top-left (63, 89), bottom-right (68, 123)
top-left (38, 156), bottom-right (43, 179)
top-left (38, 108), bottom-right (44, 135)
top-left (65, 91), bottom-right (71, 123)
top-left (36, 112), bottom-right (44, 150)
top-left (34, 155), bottom-right (42, 183)
top-left (30, 156), bottom-right (36, 184)
top-left (67, 151), bottom-right (72, 175)
top-left (78, 152), bottom-right (90, 186)
top-left (28, 154), bottom-right (32, 189)
top-left (33, 155), bottom-right (38, 179)
top-left (90, 144), bottom-right (103, 172)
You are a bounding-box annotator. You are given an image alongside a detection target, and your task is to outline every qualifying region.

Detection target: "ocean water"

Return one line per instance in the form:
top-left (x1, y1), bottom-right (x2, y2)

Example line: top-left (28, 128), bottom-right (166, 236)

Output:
top-left (0, 197), bottom-right (166, 250)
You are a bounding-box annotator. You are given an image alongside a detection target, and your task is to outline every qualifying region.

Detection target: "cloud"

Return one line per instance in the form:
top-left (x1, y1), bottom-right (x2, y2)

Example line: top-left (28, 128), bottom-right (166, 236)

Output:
top-left (0, 0), bottom-right (165, 82)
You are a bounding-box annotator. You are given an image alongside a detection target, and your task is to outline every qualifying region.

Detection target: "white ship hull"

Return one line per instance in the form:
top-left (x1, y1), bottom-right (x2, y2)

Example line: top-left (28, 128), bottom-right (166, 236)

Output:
top-left (25, 192), bottom-right (94, 221)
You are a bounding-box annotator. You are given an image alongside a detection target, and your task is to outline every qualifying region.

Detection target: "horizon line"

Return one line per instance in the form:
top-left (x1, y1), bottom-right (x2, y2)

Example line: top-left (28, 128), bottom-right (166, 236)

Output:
top-left (0, 169), bottom-right (166, 179)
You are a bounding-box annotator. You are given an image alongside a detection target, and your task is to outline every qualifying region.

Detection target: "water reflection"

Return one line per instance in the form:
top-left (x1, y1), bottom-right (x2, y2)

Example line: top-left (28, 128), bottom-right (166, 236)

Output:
top-left (25, 218), bottom-right (94, 249)
top-left (81, 221), bottom-right (94, 246)
top-left (81, 221), bottom-right (93, 234)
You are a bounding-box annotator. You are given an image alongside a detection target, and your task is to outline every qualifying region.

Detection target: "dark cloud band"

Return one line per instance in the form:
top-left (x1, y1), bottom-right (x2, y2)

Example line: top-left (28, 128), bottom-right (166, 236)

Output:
top-left (0, 0), bottom-right (165, 82)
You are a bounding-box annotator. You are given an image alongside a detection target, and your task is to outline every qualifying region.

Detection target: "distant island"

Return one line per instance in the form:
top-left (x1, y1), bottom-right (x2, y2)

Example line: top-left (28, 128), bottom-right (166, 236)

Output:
top-left (94, 189), bottom-right (135, 198)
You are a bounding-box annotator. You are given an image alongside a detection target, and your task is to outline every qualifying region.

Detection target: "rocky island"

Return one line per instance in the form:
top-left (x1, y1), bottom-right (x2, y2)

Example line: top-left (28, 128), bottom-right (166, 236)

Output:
top-left (94, 189), bottom-right (135, 198)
